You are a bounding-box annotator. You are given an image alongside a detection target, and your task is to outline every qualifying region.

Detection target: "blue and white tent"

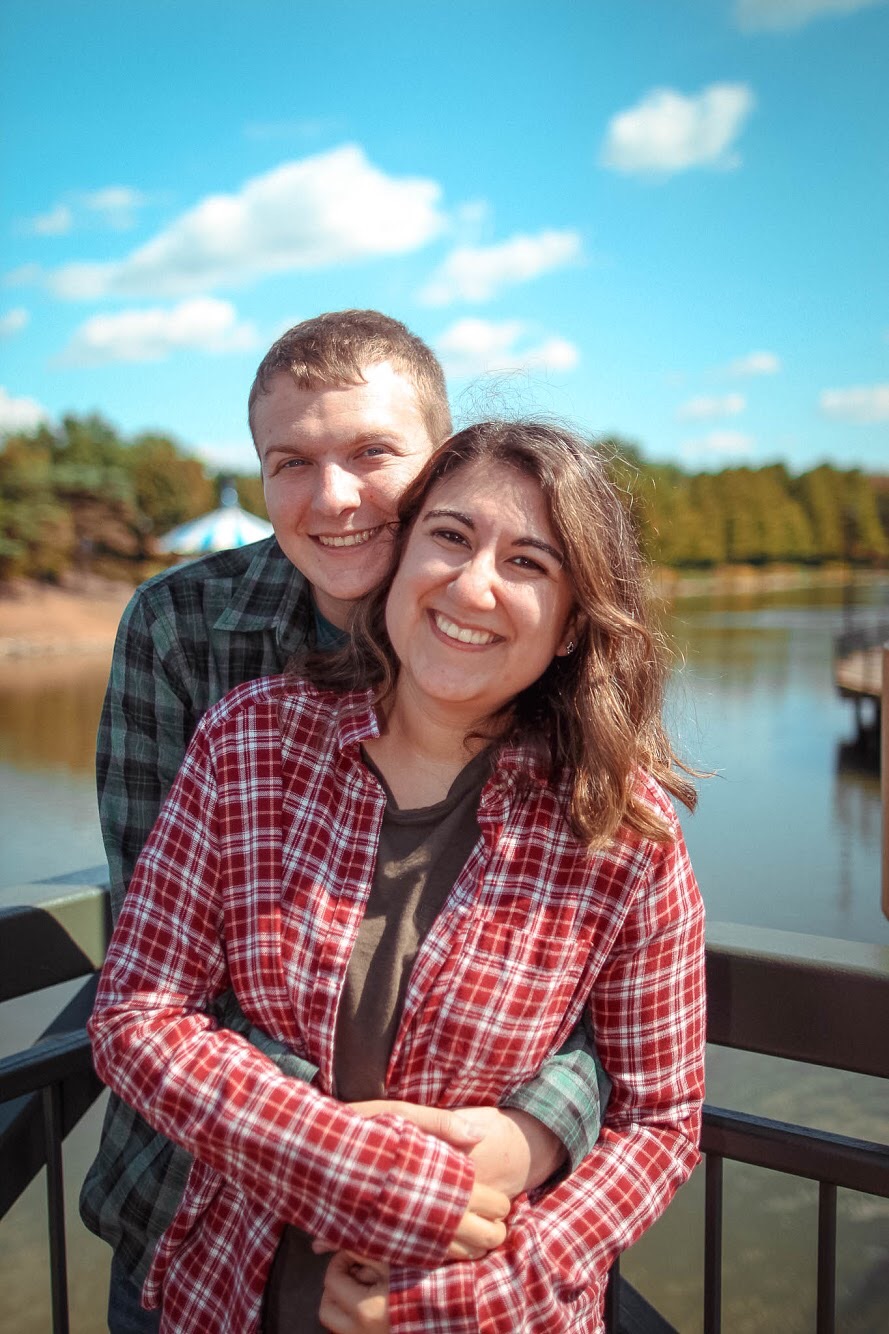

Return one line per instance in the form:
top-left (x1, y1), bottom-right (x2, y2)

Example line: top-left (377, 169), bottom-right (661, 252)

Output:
top-left (157, 486), bottom-right (273, 555)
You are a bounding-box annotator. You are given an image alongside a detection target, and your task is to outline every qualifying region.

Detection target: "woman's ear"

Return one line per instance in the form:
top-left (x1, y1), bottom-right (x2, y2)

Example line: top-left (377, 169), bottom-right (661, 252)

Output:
top-left (555, 614), bottom-right (582, 658)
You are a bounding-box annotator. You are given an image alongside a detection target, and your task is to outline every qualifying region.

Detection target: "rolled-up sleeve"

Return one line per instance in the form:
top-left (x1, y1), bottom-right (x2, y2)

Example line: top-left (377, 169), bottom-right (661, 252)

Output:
top-left (89, 715), bottom-right (474, 1272)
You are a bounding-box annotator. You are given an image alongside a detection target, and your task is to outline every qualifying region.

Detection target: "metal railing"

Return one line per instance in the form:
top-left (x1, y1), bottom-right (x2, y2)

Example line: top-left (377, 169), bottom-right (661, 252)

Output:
top-left (2, 882), bottom-right (888, 1334)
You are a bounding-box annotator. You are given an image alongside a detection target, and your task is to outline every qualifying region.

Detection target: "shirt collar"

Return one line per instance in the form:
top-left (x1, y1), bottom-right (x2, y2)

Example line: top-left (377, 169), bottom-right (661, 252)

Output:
top-left (329, 689), bottom-right (554, 788)
top-left (213, 537), bottom-right (313, 654)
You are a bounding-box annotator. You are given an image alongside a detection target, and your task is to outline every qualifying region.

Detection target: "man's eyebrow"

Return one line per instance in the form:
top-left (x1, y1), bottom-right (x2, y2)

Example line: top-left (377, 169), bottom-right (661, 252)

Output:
top-left (422, 508), bottom-right (564, 564)
top-left (263, 430), bottom-right (401, 456)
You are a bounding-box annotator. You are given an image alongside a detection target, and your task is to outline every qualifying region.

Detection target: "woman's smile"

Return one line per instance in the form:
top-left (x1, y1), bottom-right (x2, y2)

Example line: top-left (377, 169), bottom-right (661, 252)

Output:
top-left (429, 610), bottom-right (502, 648)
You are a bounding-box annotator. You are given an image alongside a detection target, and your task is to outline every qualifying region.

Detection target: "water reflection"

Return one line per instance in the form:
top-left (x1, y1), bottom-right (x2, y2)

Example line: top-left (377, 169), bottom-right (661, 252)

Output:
top-left (0, 658), bottom-right (110, 888)
top-left (0, 658), bottom-right (108, 776)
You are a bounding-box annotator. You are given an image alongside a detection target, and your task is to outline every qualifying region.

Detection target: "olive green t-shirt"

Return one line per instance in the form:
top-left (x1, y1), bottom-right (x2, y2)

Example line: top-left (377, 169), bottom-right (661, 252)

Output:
top-left (263, 748), bottom-right (492, 1332)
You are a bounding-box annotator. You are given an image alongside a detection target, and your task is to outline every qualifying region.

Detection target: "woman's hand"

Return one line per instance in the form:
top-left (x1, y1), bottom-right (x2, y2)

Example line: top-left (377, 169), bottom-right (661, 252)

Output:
top-left (351, 1097), bottom-right (565, 1198)
top-left (447, 1178), bottom-right (510, 1260)
top-left (314, 1177), bottom-right (509, 1267)
top-left (319, 1252), bottom-right (390, 1334)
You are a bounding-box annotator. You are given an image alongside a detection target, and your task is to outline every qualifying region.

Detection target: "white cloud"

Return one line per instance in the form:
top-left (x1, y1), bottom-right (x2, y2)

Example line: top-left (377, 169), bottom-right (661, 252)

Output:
top-left (726, 350), bottom-right (781, 376)
top-left (0, 308), bottom-right (29, 338)
top-left (79, 186), bottom-right (150, 230)
top-left (681, 430), bottom-right (756, 461)
top-left (4, 264), bottom-right (42, 288)
top-left (243, 117), bottom-right (343, 142)
top-left (600, 84), bottom-right (755, 177)
top-left (26, 204), bottom-right (73, 237)
top-left (0, 387), bottom-right (51, 434)
top-left (47, 146), bottom-right (445, 300)
top-left (419, 230), bottom-right (582, 305)
top-left (436, 318), bottom-right (579, 378)
top-left (678, 392), bottom-right (746, 420)
top-left (59, 298), bottom-right (260, 367)
top-left (735, 0), bottom-right (886, 32)
top-left (819, 384), bottom-right (889, 424)
top-left (192, 437), bottom-right (262, 472)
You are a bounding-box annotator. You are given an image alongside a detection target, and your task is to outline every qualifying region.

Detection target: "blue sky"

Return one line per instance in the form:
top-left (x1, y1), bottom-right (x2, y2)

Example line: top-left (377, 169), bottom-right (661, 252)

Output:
top-left (1, 0), bottom-right (887, 475)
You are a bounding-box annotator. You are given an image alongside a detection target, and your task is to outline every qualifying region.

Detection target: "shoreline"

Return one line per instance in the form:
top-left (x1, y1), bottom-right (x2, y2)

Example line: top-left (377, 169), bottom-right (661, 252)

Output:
top-left (1, 566), bottom-right (886, 660)
top-left (0, 578), bottom-right (132, 660)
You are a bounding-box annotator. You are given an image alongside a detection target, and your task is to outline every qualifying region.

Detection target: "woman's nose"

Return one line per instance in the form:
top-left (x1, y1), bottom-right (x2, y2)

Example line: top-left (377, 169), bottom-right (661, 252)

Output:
top-left (449, 553), bottom-right (498, 609)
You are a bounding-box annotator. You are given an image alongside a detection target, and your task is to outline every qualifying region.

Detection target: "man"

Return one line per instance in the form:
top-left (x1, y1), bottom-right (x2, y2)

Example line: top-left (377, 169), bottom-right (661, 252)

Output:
top-left (82, 311), bottom-right (606, 1331)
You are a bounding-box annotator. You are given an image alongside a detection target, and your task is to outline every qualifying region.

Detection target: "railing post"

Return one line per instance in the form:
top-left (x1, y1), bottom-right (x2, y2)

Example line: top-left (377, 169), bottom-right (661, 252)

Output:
top-left (816, 1181), bottom-right (837, 1334)
top-left (703, 1153), bottom-right (723, 1334)
top-left (875, 642), bottom-right (880, 917)
top-left (603, 1256), bottom-right (620, 1332)
top-left (42, 1083), bottom-right (70, 1334)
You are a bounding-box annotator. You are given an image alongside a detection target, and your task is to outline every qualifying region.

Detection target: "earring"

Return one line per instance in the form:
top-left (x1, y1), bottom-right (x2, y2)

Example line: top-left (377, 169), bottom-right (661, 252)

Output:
top-left (565, 641), bottom-right (576, 655)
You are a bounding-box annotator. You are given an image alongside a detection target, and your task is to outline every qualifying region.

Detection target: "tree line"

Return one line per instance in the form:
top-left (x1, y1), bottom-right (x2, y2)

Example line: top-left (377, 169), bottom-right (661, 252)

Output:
top-left (1, 415), bottom-right (886, 584)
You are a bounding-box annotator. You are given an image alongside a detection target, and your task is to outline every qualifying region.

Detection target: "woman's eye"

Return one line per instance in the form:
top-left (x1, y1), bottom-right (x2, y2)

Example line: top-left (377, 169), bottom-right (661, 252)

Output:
top-left (511, 555), bottom-right (547, 574)
top-left (432, 527), bottom-right (469, 546)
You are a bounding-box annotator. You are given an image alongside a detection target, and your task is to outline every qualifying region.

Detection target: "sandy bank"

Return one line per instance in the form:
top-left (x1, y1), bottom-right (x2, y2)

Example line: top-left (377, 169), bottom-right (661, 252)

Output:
top-left (0, 565), bottom-right (881, 660)
top-left (0, 578), bottom-right (132, 659)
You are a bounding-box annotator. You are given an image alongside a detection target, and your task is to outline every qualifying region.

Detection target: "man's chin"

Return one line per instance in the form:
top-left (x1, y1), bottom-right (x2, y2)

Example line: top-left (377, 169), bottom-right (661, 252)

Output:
top-left (291, 537), bottom-right (391, 602)
top-left (305, 561), bottom-right (389, 619)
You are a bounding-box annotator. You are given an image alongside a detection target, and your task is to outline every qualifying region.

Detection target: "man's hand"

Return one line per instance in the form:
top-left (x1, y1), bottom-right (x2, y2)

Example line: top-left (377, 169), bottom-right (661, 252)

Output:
top-left (467, 1106), bottom-right (567, 1196)
top-left (350, 1098), bottom-right (566, 1197)
top-left (319, 1252), bottom-right (390, 1334)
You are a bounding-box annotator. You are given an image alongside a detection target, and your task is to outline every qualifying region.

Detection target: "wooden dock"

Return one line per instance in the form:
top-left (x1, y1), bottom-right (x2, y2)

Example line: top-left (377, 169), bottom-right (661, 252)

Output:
top-left (834, 645), bottom-right (883, 701)
top-left (833, 624), bottom-right (886, 757)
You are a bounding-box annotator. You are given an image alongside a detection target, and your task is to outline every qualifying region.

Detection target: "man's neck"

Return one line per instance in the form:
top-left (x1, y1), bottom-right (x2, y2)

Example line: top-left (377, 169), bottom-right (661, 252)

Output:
top-left (310, 585), bottom-right (354, 632)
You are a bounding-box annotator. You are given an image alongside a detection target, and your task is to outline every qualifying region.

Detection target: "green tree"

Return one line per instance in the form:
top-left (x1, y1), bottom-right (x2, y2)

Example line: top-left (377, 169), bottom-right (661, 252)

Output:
top-left (0, 433), bottom-right (75, 579)
top-left (130, 435), bottom-right (216, 538)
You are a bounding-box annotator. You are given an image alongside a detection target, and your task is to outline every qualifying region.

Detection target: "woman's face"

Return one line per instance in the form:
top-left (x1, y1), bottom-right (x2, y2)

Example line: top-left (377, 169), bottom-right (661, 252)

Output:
top-left (385, 461), bottom-right (576, 727)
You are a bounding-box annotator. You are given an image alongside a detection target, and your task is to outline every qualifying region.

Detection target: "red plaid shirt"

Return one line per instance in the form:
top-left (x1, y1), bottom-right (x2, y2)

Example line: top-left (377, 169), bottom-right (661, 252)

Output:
top-left (90, 677), bottom-right (706, 1333)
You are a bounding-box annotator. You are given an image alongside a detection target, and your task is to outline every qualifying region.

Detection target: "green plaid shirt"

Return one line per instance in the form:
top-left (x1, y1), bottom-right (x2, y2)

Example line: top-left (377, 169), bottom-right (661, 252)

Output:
top-left (80, 535), bottom-right (608, 1286)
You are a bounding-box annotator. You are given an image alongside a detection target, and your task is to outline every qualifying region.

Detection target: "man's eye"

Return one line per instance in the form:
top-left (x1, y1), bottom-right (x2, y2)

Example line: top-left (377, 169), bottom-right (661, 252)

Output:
top-left (280, 457), bottom-right (308, 470)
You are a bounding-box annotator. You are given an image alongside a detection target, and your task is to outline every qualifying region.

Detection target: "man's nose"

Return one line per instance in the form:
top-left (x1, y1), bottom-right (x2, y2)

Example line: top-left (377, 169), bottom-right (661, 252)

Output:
top-left (314, 463), bottom-right (361, 515)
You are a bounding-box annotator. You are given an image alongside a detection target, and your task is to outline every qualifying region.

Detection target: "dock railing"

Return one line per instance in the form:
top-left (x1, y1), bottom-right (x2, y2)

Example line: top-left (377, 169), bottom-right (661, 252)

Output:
top-left (2, 878), bottom-right (889, 1334)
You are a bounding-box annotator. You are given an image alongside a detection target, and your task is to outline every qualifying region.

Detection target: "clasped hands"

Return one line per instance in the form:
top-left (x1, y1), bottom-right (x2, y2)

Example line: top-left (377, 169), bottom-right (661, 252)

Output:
top-left (315, 1098), bottom-right (566, 1333)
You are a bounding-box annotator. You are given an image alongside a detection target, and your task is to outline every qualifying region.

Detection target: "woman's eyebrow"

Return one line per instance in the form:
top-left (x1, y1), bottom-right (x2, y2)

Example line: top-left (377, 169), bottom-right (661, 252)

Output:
top-left (423, 508), bottom-right (563, 563)
top-left (515, 536), bottom-right (565, 565)
top-left (423, 507), bottom-right (474, 526)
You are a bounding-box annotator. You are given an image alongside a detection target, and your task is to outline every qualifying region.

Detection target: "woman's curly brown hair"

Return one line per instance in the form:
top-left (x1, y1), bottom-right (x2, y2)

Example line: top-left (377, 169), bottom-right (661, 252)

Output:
top-left (299, 420), bottom-right (697, 848)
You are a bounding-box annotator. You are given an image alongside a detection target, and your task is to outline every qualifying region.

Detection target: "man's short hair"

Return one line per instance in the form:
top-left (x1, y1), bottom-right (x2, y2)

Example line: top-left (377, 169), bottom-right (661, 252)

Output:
top-left (248, 309), bottom-right (452, 446)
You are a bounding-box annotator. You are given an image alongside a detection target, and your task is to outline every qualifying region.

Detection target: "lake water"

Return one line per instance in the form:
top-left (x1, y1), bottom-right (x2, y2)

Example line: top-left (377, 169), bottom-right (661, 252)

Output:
top-left (1, 575), bottom-right (887, 1331)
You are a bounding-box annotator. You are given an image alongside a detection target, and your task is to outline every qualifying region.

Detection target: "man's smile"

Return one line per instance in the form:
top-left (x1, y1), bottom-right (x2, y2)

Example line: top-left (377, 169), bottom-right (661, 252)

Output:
top-left (314, 526), bottom-right (381, 549)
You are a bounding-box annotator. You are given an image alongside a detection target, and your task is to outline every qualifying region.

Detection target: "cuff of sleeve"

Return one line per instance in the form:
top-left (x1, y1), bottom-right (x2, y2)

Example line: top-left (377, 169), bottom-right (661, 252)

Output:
top-left (500, 1050), bottom-right (608, 1172)
top-left (389, 1261), bottom-right (479, 1334)
top-left (361, 1114), bottom-right (475, 1269)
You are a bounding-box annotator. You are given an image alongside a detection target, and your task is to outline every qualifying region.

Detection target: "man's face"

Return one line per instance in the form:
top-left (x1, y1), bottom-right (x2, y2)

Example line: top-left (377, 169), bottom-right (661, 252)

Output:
top-left (255, 362), bottom-right (438, 628)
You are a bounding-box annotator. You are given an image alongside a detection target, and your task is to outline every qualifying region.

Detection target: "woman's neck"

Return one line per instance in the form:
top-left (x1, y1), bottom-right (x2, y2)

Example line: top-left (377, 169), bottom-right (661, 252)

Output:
top-left (365, 686), bottom-right (492, 809)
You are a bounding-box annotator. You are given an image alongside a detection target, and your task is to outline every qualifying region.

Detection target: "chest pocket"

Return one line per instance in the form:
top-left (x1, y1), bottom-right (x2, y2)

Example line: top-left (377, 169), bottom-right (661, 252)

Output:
top-left (429, 901), bottom-right (591, 1102)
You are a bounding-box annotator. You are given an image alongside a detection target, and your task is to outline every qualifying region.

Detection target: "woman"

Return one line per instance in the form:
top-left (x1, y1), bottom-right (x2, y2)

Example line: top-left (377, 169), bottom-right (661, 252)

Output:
top-left (90, 421), bottom-right (706, 1333)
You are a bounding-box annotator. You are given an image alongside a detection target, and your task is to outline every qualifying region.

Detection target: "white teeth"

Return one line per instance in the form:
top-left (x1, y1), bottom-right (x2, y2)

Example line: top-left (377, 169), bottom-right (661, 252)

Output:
top-left (317, 528), bottom-right (377, 548)
top-left (433, 613), bottom-right (497, 646)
